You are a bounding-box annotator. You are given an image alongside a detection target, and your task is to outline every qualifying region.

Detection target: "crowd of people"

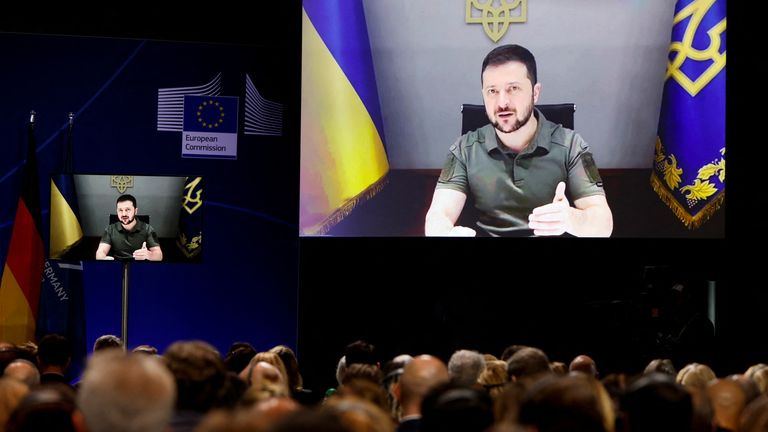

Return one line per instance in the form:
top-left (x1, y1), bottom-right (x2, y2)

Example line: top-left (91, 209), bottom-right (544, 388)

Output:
top-left (1, 335), bottom-right (767, 432)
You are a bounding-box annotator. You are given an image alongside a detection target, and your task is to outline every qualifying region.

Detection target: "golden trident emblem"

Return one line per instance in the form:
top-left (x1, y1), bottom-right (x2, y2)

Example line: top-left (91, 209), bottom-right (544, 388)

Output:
top-left (466, 0), bottom-right (527, 43)
top-left (110, 176), bottom-right (134, 193)
top-left (182, 176), bottom-right (203, 214)
top-left (666, 0), bottom-right (726, 97)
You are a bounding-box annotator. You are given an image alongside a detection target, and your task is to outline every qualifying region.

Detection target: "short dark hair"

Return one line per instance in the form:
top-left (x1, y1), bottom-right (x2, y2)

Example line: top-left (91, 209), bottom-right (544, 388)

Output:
top-left (344, 340), bottom-right (377, 366)
top-left (37, 334), bottom-right (71, 367)
top-left (93, 334), bottom-right (123, 352)
top-left (481, 44), bottom-right (537, 86)
top-left (116, 194), bottom-right (137, 208)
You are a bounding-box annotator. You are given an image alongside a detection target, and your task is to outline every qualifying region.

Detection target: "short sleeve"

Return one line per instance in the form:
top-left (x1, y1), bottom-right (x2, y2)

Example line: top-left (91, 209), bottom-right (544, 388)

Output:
top-left (99, 227), bottom-right (112, 245)
top-left (435, 141), bottom-right (468, 194)
top-left (566, 133), bottom-right (605, 200)
top-left (145, 226), bottom-right (160, 248)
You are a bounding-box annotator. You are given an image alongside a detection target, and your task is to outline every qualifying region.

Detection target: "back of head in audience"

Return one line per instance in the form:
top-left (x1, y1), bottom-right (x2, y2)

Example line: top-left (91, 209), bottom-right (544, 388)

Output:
top-left (241, 361), bottom-right (290, 405)
top-left (745, 363), bottom-right (768, 396)
top-left (396, 354), bottom-right (450, 417)
top-left (478, 360), bottom-right (509, 398)
top-left (549, 361), bottom-right (567, 376)
top-left (340, 363), bottom-right (383, 386)
top-left (344, 340), bottom-right (377, 367)
top-left (507, 347), bottom-right (551, 383)
top-left (621, 372), bottom-right (692, 432)
top-left (132, 345), bottom-right (158, 356)
top-left (36, 334), bottom-right (71, 370)
top-left (518, 374), bottom-right (609, 432)
top-left (325, 395), bottom-right (395, 432)
top-left (500, 345), bottom-right (528, 362)
top-left (676, 362), bottom-right (716, 389)
top-left (0, 377), bottom-right (29, 431)
top-left (223, 342), bottom-right (256, 375)
top-left (269, 345), bottom-right (304, 391)
top-left (241, 352), bottom-right (289, 390)
top-left (706, 378), bottom-right (747, 432)
top-left (740, 395), bottom-right (768, 432)
top-left (448, 349), bottom-right (486, 387)
top-left (6, 383), bottom-right (77, 432)
top-left (420, 382), bottom-right (494, 432)
top-left (3, 359), bottom-right (40, 387)
top-left (644, 358), bottom-right (677, 377)
top-left (163, 340), bottom-right (227, 413)
top-left (382, 354), bottom-right (412, 419)
top-left (92, 335), bottom-right (123, 352)
top-left (0, 344), bottom-right (19, 374)
top-left (269, 407), bottom-right (351, 432)
top-left (194, 397), bottom-right (300, 432)
top-left (336, 378), bottom-right (390, 413)
top-left (75, 351), bottom-right (176, 432)
top-left (569, 355), bottom-right (598, 378)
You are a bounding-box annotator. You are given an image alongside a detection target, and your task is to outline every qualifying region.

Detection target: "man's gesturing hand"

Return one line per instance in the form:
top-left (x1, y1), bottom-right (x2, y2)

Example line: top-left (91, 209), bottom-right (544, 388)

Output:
top-left (528, 182), bottom-right (572, 236)
top-left (133, 242), bottom-right (150, 260)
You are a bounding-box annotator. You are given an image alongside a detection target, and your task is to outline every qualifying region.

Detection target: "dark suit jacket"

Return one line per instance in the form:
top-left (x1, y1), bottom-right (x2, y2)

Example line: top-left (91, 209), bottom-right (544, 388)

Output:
top-left (397, 417), bottom-right (421, 432)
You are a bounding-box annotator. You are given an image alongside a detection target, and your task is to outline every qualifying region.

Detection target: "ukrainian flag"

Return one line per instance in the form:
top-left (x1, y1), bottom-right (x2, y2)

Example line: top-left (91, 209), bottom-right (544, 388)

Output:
top-left (651, 0), bottom-right (726, 228)
top-left (49, 174), bottom-right (83, 258)
top-left (300, 0), bottom-right (390, 235)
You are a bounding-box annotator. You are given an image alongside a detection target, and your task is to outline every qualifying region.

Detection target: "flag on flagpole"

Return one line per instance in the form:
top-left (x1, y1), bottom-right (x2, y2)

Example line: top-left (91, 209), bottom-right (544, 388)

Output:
top-left (300, 0), bottom-right (390, 235)
top-left (651, 0), bottom-right (726, 228)
top-left (0, 112), bottom-right (45, 343)
top-left (50, 114), bottom-right (83, 259)
top-left (177, 176), bottom-right (203, 259)
top-left (37, 112), bottom-right (87, 381)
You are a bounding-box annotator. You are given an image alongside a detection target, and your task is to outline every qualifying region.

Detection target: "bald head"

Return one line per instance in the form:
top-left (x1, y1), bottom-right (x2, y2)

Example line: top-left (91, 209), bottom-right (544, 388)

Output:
top-left (707, 379), bottom-right (747, 431)
top-left (3, 359), bottom-right (40, 387)
top-left (569, 355), bottom-right (597, 377)
top-left (398, 355), bottom-right (450, 414)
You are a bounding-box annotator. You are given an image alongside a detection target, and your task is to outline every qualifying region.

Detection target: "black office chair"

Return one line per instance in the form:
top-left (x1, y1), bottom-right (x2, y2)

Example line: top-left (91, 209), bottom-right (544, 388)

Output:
top-left (460, 103), bottom-right (575, 134)
top-left (109, 214), bottom-right (150, 225)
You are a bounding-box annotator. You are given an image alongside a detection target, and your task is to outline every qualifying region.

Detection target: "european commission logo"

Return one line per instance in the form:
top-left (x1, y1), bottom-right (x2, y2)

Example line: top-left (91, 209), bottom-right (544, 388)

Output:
top-left (157, 73), bottom-right (283, 160)
top-left (182, 95), bottom-right (239, 159)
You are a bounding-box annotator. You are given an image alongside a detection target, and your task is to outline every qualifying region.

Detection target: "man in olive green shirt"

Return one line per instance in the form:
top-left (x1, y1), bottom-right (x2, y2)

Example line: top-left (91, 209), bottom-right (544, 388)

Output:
top-left (425, 44), bottom-right (613, 237)
top-left (96, 194), bottom-right (163, 261)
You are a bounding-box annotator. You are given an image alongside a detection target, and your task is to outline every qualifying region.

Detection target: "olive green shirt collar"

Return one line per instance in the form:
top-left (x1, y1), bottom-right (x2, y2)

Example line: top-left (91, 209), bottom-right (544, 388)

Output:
top-left (480, 108), bottom-right (559, 156)
top-left (116, 219), bottom-right (146, 233)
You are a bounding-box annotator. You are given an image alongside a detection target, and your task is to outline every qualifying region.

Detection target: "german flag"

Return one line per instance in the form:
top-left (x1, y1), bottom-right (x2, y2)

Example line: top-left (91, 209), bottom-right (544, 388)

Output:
top-left (0, 114), bottom-right (45, 343)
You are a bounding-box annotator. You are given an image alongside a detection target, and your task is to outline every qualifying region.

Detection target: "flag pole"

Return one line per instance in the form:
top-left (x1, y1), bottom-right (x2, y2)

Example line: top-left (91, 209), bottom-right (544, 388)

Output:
top-left (65, 112), bottom-right (74, 174)
top-left (122, 261), bottom-right (130, 347)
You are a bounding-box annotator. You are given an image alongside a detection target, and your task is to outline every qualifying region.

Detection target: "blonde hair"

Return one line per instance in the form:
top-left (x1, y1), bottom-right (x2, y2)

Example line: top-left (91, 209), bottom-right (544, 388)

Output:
top-left (677, 363), bottom-right (716, 388)
top-left (746, 364), bottom-right (768, 395)
top-left (478, 360), bottom-right (509, 399)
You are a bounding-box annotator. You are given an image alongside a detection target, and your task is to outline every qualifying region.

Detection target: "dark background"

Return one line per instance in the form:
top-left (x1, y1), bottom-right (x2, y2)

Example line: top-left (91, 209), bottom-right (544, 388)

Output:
top-left (2, 2), bottom-right (760, 397)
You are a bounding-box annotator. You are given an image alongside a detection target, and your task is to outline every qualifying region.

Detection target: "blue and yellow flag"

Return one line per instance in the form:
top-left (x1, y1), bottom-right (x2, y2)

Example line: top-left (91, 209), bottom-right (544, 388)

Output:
top-left (50, 114), bottom-right (83, 258)
top-left (49, 175), bottom-right (83, 258)
top-left (300, 0), bottom-right (390, 235)
top-left (39, 114), bottom-right (86, 382)
top-left (651, 0), bottom-right (726, 229)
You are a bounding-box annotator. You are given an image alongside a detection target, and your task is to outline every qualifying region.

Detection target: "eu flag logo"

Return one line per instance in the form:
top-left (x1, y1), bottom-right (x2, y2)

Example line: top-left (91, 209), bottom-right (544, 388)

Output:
top-left (184, 95), bottom-right (238, 133)
top-left (182, 95), bottom-right (239, 159)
